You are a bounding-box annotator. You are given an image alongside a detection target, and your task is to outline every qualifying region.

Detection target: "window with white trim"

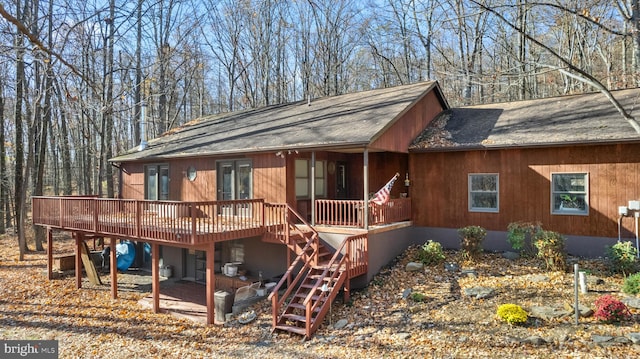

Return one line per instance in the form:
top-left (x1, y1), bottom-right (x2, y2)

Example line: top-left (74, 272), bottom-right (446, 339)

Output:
top-left (552, 173), bottom-right (588, 215)
top-left (468, 174), bottom-right (499, 212)
top-left (295, 159), bottom-right (326, 198)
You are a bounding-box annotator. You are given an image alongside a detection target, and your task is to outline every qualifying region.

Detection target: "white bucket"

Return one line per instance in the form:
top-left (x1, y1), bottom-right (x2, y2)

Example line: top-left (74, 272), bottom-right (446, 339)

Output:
top-left (224, 263), bottom-right (238, 276)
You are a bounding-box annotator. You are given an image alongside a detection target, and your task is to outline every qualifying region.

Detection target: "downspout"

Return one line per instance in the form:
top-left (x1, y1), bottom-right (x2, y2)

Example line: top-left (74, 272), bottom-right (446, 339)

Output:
top-left (311, 151), bottom-right (316, 225)
top-left (363, 148), bottom-right (369, 230)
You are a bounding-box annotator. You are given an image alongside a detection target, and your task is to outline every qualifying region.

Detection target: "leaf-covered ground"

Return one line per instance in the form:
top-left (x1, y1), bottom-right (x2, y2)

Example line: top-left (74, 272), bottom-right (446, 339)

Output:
top-left (1, 233), bottom-right (639, 358)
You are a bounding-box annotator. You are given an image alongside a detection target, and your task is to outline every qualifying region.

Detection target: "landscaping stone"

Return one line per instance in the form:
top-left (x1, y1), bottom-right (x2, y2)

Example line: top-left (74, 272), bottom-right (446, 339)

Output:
top-left (563, 302), bottom-right (594, 317)
top-left (529, 306), bottom-right (571, 321)
top-left (402, 288), bottom-right (412, 299)
top-left (461, 269), bottom-right (477, 278)
top-left (622, 296), bottom-right (640, 309)
top-left (444, 263), bottom-right (459, 272)
top-left (592, 335), bottom-right (614, 344)
top-left (526, 274), bottom-right (549, 283)
top-left (521, 336), bottom-right (546, 345)
top-left (333, 319), bottom-right (348, 330)
top-left (395, 332), bottom-right (411, 340)
top-left (463, 287), bottom-right (495, 299)
top-left (406, 262), bottom-right (423, 272)
top-left (628, 333), bottom-right (640, 344)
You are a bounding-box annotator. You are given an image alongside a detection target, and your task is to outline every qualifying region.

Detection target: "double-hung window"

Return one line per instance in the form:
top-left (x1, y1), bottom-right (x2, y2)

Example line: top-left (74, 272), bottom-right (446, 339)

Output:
top-left (468, 173), bottom-right (499, 212)
top-left (552, 173), bottom-right (588, 215)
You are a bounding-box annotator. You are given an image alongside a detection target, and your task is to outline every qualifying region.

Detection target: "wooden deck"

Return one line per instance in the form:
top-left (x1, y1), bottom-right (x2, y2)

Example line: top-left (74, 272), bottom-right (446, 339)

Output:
top-left (32, 197), bottom-right (281, 246)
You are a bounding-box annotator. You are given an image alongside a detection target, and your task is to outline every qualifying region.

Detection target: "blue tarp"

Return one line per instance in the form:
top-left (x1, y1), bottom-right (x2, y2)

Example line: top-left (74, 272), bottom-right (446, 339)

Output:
top-left (115, 241), bottom-right (136, 271)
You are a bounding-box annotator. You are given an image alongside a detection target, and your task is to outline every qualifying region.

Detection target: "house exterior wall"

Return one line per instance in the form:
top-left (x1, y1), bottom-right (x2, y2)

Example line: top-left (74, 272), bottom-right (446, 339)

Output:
top-left (119, 154), bottom-right (287, 203)
top-left (370, 89), bottom-right (446, 152)
top-left (409, 143), bottom-right (640, 256)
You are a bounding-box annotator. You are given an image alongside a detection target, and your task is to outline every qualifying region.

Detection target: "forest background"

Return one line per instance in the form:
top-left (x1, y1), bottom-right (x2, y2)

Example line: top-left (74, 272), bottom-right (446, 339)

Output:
top-left (0, 0), bottom-right (639, 255)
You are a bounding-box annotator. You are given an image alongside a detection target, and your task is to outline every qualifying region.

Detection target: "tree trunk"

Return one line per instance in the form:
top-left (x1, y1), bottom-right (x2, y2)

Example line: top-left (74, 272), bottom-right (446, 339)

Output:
top-left (14, 0), bottom-right (28, 259)
top-left (0, 76), bottom-right (5, 234)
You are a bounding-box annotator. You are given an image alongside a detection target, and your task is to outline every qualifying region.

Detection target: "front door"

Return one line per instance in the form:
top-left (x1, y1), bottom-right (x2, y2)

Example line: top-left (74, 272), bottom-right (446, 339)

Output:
top-left (336, 161), bottom-right (348, 199)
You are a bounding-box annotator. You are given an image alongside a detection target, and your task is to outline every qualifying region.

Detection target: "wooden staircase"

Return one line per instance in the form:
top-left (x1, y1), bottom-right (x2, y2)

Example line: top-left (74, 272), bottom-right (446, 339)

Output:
top-left (265, 203), bottom-right (362, 339)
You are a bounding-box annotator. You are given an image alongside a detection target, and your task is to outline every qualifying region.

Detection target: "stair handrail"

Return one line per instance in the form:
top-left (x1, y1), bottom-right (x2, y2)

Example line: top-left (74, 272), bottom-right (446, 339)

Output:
top-left (302, 235), bottom-right (353, 334)
top-left (268, 237), bottom-right (318, 328)
top-left (268, 203), bottom-right (321, 328)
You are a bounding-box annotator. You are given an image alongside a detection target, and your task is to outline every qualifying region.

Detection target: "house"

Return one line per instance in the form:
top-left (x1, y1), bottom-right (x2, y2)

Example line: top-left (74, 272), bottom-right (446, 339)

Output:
top-left (33, 82), bottom-right (640, 338)
top-left (33, 81), bottom-right (448, 338)
top-left (409, 88), bottom-right (640, 257)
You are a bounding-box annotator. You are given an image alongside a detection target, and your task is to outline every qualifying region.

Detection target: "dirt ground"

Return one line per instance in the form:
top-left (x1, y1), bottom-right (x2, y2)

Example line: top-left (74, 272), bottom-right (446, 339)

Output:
top-left (1, 233), bottom-right (639, 358)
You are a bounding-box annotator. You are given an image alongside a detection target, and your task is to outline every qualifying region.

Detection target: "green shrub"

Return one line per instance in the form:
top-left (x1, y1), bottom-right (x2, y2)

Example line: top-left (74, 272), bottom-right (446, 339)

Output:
top-left (623, 272), bottom-right (640, 295)
top-left (506, 221), bottom-right (541, 257)
top-left (496, 304), bottom-right (528, 325)
top-left (458, 225), bottom-right (486, 260)
top-left (533, 230), bottom-right (566, 271)
top-left (605, 241), bottom-right (638, 276)
top-left (416, 240), bottom-right (446, 265)
top-left (410, 292), bottom-right (427, 302)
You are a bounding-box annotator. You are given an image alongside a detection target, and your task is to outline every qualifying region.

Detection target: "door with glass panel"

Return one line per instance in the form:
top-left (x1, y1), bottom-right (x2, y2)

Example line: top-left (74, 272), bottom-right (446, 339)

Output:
top-left (217, 160), bottom-right (252, 216)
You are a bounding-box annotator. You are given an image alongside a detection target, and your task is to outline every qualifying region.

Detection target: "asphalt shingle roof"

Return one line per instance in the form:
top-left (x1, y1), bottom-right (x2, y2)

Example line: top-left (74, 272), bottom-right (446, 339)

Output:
top-left (111, 81), bottom-right (442, 162)
top-left (411, 88), bottom-right (640, 151)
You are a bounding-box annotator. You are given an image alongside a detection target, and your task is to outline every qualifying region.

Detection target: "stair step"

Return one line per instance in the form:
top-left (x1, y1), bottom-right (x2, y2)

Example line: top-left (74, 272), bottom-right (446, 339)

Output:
top-left (288, 302), bottom-right (322, 312)
top-left (274, 324), bottom-right (307, 336)
top-left (295, 292), bottom-right (323, 301)
top-left (282, 313), bottom-right (308, 323)
top-left (309, 274), bottom-right (339, 282)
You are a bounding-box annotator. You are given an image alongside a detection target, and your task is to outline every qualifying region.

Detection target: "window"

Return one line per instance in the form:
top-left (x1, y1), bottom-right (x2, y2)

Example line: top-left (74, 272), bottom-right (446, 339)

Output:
top-left (145, 164), bottom-right (169, 200)
top-left (217, 160), bottom-right (252, 200)
top-left (552, 173), bottom-right (588, 215)
top-left (295, 159), bottom-right (326, 198)
top-left (468, 174), bottom-right (499, 212)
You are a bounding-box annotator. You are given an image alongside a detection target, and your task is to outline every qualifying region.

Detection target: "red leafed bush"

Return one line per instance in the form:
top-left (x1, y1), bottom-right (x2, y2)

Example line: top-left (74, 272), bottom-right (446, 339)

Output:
top-left (593, 295), bottom-right (631, 323)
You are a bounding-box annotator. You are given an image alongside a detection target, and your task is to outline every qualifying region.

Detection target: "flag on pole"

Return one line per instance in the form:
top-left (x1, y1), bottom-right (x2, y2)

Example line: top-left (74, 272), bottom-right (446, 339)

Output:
top-left (370, 173), bottom-right (399, 205)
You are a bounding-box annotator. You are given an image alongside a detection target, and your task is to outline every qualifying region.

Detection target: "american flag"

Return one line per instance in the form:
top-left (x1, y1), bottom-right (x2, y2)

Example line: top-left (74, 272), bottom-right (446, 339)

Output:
top-left (370, 173), bottom-right (399, 205)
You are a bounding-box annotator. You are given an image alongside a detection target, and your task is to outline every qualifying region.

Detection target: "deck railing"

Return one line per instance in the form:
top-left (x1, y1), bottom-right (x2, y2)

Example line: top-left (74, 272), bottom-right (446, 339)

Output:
top-left (314, 198), bottom-right (411, 227)
top-left (32, 196), bottom-right (266, 245)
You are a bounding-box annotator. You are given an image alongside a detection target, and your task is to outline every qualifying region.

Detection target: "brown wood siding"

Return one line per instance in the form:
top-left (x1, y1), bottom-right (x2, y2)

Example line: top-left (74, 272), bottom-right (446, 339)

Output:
top-left (368, 152), bottom-right (409, 198)
top-left (254, 153), bottom-right (287, 203)
top-left (370, 90), bottom-right (444, 152)
top-left (411, 143), bottom-right (640, 238)
top-left (120, 162), bottom-right (145, 200)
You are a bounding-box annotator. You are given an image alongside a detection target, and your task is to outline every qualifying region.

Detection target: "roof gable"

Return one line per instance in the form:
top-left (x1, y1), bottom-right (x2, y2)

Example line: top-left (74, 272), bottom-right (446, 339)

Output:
top-left (112, 81), bottom-right (445, 162)
top-left (411, 88), bottom-right (640, 151)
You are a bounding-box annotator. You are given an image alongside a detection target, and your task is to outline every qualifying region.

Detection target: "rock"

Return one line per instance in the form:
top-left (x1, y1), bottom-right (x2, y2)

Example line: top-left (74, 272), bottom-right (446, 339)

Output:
top-left (395, 332), bottom-right (411, 340)
top-left (591, 335), bottom-right (614, 344)
top-left (563, 302), bottom-right (594, 317)
top-left (628, 333), bottom-right (640, 344)
top-left (622, 297), bottom-right (640, 309)
top-left (461, 269), bottom-right (477, 278)
top-left (502, 251), bottom-right (520, 260)
top-left (406, 262), bottom-right (424, 272)
top-left (444, 263), bottom-right (459, 272)
top-left (526, 274), bottom-right (549, 283)
top-left (402, 288), bottom-right (412, 299)
top-left (463, 287), bottom-right (495, 299)
top-left (521, 336), bottom-right (546, 345)
top-left (333, 319), bottom-right (348, 330)
top-left (529, 306), bottom-right (572, 321)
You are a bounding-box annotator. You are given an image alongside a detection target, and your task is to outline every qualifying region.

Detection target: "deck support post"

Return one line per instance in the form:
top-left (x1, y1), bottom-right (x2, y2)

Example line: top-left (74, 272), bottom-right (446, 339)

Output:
top-left (75, 233), bottom-right (83, 289)
top-left (206, 242), bottom-right (216, 325)
top-left (152, 242), bottom-right (160, 313)
top-left (110, 238), bottom-right (118, 299)
top-left (47, 227), bottom-right (53, 280)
